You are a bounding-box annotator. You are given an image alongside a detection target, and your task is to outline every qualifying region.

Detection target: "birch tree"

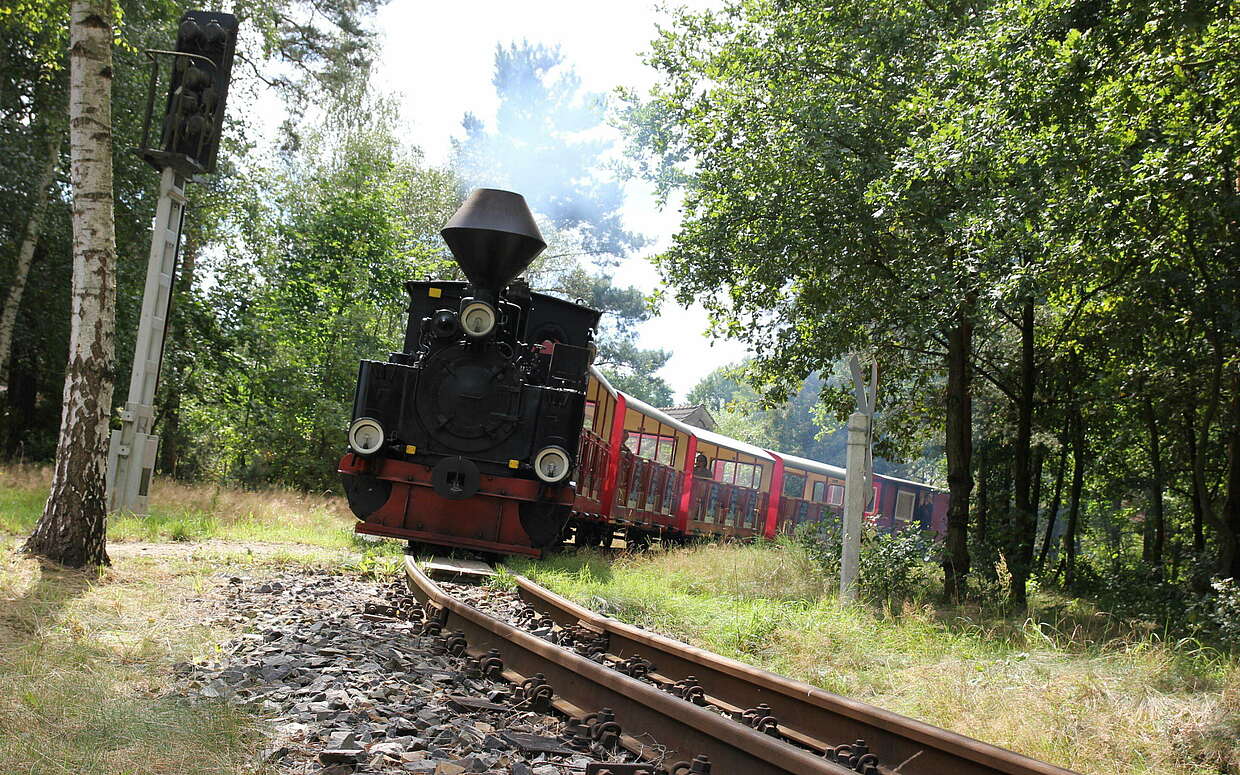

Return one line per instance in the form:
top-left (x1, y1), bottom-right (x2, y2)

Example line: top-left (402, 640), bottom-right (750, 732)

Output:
top-left (24, 0), bottom-right (115, 567)
top-left (0, 132), bottom-right (62, 393)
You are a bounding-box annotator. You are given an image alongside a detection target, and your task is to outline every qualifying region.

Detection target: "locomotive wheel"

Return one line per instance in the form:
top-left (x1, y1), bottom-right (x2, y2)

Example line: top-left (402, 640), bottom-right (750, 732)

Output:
top-left (520, 501), bottom-right (571, 549)
top-left (626, 528), bottom-right (651, 552)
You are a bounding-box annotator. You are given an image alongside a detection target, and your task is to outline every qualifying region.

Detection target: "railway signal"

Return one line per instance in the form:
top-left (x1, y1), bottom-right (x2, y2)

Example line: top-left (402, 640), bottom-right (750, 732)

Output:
top-left (106, 11), bottom-right (238, 515)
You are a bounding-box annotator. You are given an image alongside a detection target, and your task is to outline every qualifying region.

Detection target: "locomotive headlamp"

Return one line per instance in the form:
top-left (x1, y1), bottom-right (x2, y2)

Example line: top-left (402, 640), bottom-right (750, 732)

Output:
top-left (533, 445), bottom-right (572, 484)
top-left (348, 417), bottom-right (385, 456)
top-left (460, 300), bottom-right (497, 338)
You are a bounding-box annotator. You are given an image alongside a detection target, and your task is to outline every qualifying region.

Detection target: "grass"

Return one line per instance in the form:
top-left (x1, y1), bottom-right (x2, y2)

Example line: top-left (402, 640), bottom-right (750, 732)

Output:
top-left (508, 542), bottom-right (1240, 775)
top-left (0, 536), bottom-right (290, 775)
top-left (1, 463), bottom-right (360, 549)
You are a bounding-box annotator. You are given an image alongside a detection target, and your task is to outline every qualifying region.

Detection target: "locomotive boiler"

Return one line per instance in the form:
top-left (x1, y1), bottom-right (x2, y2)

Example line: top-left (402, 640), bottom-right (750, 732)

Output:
top-left (339, 189), bottom-right (600, 556)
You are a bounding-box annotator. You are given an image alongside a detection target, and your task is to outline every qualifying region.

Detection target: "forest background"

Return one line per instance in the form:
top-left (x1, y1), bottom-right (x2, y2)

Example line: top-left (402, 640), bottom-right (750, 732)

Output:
top-left (2, 0), bottom-right (1238, 636)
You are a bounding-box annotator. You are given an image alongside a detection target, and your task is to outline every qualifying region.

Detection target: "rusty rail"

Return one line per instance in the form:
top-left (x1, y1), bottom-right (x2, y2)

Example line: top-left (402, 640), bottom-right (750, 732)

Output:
top-left (512, 574), bottom-right (1081, 775)
top-left (403, 556), bottom-right (852, 775)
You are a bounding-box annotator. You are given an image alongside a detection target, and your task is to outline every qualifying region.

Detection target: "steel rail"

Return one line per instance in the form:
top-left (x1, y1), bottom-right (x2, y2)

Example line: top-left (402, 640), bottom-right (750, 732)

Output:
top-left (513, 574), bottom-right (1081, 775)
top-left (403, 557), bottom-right (853, 775)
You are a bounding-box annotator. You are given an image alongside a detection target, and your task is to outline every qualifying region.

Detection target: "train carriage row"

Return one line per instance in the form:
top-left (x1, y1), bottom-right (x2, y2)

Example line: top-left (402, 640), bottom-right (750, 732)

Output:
top-left (565, 367), bottom-right (948, 552)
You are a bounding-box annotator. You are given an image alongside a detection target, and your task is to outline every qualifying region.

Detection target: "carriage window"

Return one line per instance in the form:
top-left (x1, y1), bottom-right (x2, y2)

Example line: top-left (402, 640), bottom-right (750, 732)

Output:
top-left (782, 473), bottom-right (806, 498)
top-left (827, 484), bottom-right (844, 505)
top-left (630, 432), bottom-right (676, 464)
top-left (812, 481), bottom-right (826, 501)
top-left (583, 400), bottom-right (596, 430)
top-left (894, 491), bottom-right (916, 522)
top-left (714, 460), bottom-right (760, 488)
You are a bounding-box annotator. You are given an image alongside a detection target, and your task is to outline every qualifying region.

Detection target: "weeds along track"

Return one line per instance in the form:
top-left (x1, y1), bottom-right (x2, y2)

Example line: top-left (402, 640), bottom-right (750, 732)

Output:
top-left (403, 556), bottom-right (1082, 775)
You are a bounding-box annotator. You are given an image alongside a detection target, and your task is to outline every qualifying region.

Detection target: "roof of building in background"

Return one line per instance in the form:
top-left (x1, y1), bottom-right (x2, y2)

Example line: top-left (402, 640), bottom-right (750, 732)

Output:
top-left (659, 404), bottom-right (718, 432)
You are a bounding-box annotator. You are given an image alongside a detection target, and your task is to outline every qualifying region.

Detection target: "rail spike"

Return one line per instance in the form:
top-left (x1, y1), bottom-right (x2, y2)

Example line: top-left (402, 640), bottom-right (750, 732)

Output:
top-left (561, 718), bottom-right (596, 753)
top-left (668, 754), bottom-right (711, 774)
top-left (670, 675), bottom-right (707, 705)
top-left (517, 672), bottom-right (554, 711)
top-left (741, 702), bottom-right (781, 736)
top-left (582, 707), bottom-right (623, 749)
top-left (616, 655), bottom-right (654, 679)
top-left (824, 739), bottom-right (880, 775)
top-left (479, 648), bottom-right (504, 679)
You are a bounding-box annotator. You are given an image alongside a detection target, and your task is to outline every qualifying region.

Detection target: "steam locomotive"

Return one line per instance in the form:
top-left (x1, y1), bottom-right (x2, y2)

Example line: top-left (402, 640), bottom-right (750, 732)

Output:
top-left (338, 189), bottom-right (601, 556)
top-left (339, 188), bottom-right (950, 557)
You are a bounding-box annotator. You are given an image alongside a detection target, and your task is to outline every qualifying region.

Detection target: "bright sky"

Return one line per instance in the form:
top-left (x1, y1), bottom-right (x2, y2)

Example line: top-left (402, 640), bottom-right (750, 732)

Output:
top-left (368, 0), bottom-right (748, 401)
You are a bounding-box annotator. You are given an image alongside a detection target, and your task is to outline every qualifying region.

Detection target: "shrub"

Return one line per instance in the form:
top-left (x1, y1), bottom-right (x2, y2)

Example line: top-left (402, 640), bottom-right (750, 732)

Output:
top-left (794, 520), bottom-right (938, 608)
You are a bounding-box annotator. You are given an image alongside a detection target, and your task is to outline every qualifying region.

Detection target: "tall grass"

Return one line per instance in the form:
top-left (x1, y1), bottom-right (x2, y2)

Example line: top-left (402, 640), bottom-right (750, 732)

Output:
top-left (0, 463), bottom-right (356, 548)
top-left (510, 542), bottom-right (1240, 775)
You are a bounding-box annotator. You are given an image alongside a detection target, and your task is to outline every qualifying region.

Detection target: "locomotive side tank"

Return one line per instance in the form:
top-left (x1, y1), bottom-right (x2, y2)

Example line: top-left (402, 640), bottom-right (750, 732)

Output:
top-left (339, 189), bottom-right (601, 556)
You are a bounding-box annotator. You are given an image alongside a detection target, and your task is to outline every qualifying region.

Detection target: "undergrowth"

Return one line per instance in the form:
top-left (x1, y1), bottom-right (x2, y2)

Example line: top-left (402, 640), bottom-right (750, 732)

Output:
top-left (509, 542), bottom-right (1240, 775)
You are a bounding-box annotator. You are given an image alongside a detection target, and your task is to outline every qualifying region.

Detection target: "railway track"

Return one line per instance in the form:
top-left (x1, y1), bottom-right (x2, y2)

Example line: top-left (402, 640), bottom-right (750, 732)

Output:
top-left (403, 556), bottom-right (1080, 775)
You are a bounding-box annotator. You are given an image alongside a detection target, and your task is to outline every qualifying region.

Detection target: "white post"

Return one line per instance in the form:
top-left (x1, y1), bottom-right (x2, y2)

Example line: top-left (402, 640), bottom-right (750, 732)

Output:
top-left (106, 166), bottom-right (186, 514)
top-left (840, 410), bottom-right (870, 601)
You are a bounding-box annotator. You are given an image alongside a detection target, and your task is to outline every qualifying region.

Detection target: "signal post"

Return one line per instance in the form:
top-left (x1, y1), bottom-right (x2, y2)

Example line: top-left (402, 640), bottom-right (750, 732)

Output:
top-left (106, 11), bottom-right (237, 514)
top-left (840, 356), bottom-right (877, 602)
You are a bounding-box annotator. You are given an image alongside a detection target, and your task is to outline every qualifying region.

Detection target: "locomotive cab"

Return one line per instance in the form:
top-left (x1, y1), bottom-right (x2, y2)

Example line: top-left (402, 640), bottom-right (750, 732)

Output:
top-left (339, 189), bottom-right (601, 555)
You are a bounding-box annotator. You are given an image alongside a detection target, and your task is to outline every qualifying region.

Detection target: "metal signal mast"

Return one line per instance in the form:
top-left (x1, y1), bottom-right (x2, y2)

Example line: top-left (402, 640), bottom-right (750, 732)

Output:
top-left (106, 11), bottom-right (238, 514)
top-left (840, 354), bottom-right (877, 602)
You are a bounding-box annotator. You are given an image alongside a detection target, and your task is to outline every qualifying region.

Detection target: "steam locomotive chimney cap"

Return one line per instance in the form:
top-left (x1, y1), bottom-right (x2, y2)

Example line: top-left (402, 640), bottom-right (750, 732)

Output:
top-left (441, 188), bottom-right (546, 291)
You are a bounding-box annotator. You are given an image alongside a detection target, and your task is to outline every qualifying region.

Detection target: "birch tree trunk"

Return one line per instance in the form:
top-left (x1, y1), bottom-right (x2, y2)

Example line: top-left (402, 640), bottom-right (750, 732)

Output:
top-left (24, 0), bottom-right (115, 568)
top-left (0, 132), bottom-right (63, 393)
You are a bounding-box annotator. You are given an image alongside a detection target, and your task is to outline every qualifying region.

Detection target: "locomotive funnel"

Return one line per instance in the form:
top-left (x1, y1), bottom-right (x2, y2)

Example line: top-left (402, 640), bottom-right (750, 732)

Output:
top-left (441, 188), bottom-right (546, 292)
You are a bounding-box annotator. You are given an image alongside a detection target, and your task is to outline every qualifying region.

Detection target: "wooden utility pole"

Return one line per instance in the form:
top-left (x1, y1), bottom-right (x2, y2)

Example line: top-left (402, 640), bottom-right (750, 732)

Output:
top-left (25, 0), bottom-right (116, 567)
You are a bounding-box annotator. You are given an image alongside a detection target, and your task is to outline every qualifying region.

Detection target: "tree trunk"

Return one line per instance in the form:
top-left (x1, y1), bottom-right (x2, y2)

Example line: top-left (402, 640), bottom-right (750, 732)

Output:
top-left (1184, 407), bottom-right (1206, 556)
top-left (1142, 395), bottom-right (1165, 576)
top-left (974, 441), bottom-right (989, 550)
top-left (942, 307), bottom-right (974, 600)
top-left (1029, 442), bottom-right (1045, 563)
top-left (0, 132), bottom-right (62, 393)
top-left (1219, 373), bottom-right (1240, 579)
top-left (1008, 296), bottom-right (1037, 609)
top-left (1061, 408), bottom-right (1085, 587)
top-left (1037, 425), bottom-right (1069, 572)
top-left (24, 0), bottom-right (115, 568)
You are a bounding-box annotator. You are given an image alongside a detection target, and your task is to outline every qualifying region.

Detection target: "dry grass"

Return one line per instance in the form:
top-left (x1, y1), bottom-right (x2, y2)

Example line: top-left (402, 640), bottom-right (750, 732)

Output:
top-left (0, 463), bottom-right (356, 548)
top-left (510, 542), bottom-right (1240, 775)
top-left (0, 536), bottom-right (283, 775)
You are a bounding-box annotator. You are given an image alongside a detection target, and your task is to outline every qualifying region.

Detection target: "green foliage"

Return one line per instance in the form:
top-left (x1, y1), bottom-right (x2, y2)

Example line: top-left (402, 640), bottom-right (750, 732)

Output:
top-left (794, 521), bottom-right (938, 609)
top-left (625, 0), bottom-right (1240, 610)
top-left (171, 91), bottom-right (459, 488)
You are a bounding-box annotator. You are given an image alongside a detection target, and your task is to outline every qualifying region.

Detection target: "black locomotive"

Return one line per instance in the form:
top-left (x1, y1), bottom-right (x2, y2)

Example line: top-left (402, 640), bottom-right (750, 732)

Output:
top-left (339, 189), bottom-right (601, 556)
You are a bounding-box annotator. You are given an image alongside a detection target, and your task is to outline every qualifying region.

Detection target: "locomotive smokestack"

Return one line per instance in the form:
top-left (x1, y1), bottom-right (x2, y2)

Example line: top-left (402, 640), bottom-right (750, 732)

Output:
top-left (441, 188), bottom-right (546, 292)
